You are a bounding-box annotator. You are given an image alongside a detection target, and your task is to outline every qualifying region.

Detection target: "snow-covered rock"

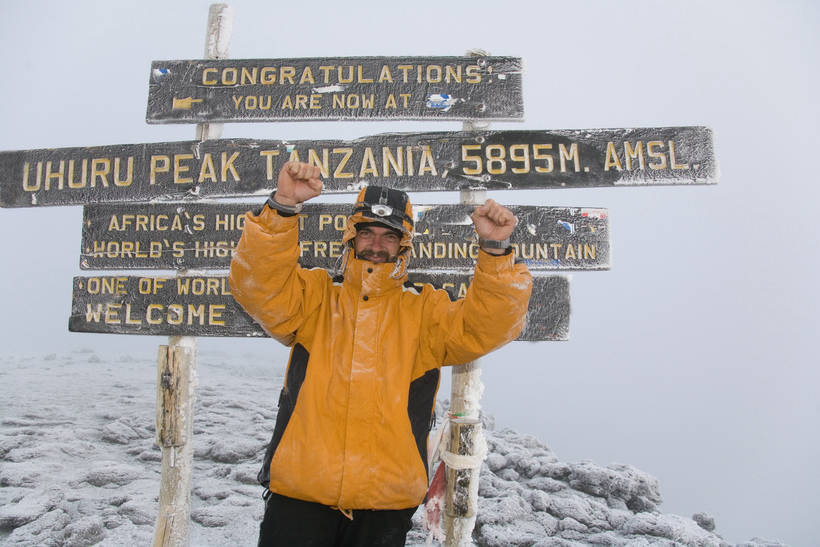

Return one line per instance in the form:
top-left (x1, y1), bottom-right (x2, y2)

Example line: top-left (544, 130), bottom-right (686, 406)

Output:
top-left (0, 352), bottom-right (784, 546)
top-left (468, 427), bottom-right (734, 546)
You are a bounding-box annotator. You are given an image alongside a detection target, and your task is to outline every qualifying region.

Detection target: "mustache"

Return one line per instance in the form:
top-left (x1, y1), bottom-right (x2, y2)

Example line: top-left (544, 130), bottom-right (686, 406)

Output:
top-left (356, 250), bottom-right (395, 262)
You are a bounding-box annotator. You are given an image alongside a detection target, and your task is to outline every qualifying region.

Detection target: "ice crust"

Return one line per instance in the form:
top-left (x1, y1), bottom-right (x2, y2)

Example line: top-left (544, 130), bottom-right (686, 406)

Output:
top-left (0, 351), bottom-right (785, 546)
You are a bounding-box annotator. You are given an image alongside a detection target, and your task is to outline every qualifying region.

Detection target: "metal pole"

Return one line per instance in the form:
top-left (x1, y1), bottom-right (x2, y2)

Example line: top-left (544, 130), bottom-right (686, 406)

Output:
top-left (152, 5), bottom-right (233, 546)
top-left (443, 48), bottom-right (491, 547)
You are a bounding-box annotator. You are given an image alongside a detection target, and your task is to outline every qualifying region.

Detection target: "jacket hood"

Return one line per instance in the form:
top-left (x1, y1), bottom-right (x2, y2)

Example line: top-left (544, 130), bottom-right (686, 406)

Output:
top-left (342, 185), bottom-right (414, 250)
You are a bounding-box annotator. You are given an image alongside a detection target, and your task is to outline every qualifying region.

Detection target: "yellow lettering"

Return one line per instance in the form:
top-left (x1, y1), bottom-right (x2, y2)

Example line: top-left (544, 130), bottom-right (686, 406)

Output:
top-left (378, 65), bottom-right (393, 83)
top-left (240, 67), bottom-right (257, 85)
top-left (68, 159), bottom-right (88, 189)
top-left (167, 304), bottom-right (184, 325)
top-left (445, 65), bottom-right (462, 83)
top-left (222, 67), bottom-right (238, 86)
top-left (333, 148), bottom-right (354, 178)
top-left (669, 140), bottom-right (689, 170)
top-left (533, 144), bottom-right (553, 173)
top-left (91, 158), bottom-right (111, 187)
top-left (209, 304), bottom-right (226, 326)
top-left (113, 157), bottom-right (133, 187)
top-left (260, 150), bottom-right (281, 180)
top-left (319, 65), bottom-right (334, 83)
top-left (465, 65), bottom-right (481, 83)
top-left (357, 65), bottom-right (373, 83)
top-left (150, 155), bottom-right (170, 184)
top-left (85, 303), bottom-right (103, 322)
top-left (261, 67), bottom-right (276, 84)
top-left (360, 148), bottom-right (378, 177)
top-left (146, 304), bottom-right (163, 324)
top-left (319, 214), bottom-right (333, 231)
top-left (647, 141), bottom-right (667, 170)
top-left (104, 303), bottom-right (121, 324)
top-left (604, 142), bottom-right (623, 171)
top-left (338, 66), bottom-right (354, 84)
top-left (174, 154), bottom-right (194, 184)
top-left (198, 153), bottom-right (218, 182)
top-left (558, 143), bottom-right (580, 173)
top-left (44, 160), bottom-right (65, 190)
top-left (382, 147), bottom-right (403, 176)
top-left (418, 147), bottom-right (437, 176)
top-left (202, 68), bottom-right (217, 85)
top-left (625, 141), bottom-right (645, 170)
top-left (299, 66), bottom-right (315, 84)
top-left (221, 152), bottom-right (240, 181)
top-left (280, 66), bottom-right (296, 84)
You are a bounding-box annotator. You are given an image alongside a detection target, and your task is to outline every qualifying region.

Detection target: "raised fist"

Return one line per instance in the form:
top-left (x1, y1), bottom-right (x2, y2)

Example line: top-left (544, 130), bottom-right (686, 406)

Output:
top-left (274, 161), bottom-right (323, 206)
top-left (471, 199), bottom-right (518, 241)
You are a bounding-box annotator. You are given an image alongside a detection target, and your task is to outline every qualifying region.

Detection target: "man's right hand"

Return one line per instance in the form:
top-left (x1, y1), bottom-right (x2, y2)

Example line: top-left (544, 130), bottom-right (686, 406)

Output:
top-left (274, 161), bottom-right (323, 206)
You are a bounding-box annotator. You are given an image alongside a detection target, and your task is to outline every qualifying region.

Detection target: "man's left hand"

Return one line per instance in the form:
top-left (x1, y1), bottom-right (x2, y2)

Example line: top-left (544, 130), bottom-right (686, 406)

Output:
top-left (471, 199), bottom-right (517, 241)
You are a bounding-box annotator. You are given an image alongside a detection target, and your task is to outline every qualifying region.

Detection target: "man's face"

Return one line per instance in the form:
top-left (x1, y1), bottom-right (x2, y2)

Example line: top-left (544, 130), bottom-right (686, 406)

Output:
top-left (353, 225), bottom-right (401, 263)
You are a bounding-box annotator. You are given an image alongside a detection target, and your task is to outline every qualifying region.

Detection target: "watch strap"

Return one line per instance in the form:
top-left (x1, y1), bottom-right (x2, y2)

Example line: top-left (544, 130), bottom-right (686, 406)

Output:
top-left (478, 236), bottom-right (511, 250)
top-left (266, 192), bottom-right (303, 215)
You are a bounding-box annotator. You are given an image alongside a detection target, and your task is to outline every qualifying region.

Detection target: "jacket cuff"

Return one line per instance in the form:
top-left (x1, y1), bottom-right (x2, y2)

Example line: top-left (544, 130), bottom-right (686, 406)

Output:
top-left (247, 203), bottom-right (299, 234)
top-left (476, 247), bottom-right (516, 274)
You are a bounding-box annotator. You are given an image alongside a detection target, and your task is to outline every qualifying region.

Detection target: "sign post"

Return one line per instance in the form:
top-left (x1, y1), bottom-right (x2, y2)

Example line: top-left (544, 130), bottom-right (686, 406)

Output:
top-left (441, 49), bottom-right (492, 546)
top-left (152, 5), bottom-right (232, 547)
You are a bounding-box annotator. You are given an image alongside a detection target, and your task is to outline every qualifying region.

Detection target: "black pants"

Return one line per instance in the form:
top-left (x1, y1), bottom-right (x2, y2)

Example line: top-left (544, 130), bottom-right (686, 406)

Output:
top-left (258, 492), bottom-right (417, 547)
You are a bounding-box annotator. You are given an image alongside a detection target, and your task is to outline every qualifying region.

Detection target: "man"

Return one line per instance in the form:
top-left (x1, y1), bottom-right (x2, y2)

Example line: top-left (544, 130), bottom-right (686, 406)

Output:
top-left (229, 161), bottom-right (532, 546)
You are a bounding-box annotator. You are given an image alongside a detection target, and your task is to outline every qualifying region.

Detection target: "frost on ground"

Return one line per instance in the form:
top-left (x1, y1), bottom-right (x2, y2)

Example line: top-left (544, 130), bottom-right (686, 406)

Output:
top-left (0, 351), bottom-right (785, 546)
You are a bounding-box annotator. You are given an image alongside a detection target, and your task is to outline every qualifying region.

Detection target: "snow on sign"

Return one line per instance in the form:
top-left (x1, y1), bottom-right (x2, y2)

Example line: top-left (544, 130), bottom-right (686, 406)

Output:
top-left (80, 203), bottom-right (609, 271)
top-left (0, 128), bottom-right (715, 208)
top-left (146, 57), bottom-right (523, 122)
top-left (69, 274), bottom-right (569, 342)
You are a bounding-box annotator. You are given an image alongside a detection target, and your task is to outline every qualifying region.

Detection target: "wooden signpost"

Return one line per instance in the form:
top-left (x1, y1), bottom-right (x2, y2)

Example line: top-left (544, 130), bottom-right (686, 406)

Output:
top-left (146, 57), bottom-right (524, 122)
top-left (0, 3), bottom-right (719, 546)
top-left (0, 127), bottom-right (716, 207)
top-left (80, 202), bottom-right (610, 271)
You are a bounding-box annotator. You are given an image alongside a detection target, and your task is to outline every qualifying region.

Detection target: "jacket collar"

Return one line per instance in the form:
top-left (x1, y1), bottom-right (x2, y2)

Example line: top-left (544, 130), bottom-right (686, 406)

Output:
top-left (341, 247), bottom-right (407, 297)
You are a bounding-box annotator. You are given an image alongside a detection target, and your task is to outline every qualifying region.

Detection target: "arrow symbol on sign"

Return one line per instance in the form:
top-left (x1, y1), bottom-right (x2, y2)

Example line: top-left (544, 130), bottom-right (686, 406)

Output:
top-left (172, 97), bottom-right (204, 110)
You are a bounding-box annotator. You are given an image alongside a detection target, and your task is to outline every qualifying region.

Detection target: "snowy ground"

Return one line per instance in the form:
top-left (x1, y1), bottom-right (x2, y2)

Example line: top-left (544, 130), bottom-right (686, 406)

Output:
top-left (0, 350), bottom-right (785, 546)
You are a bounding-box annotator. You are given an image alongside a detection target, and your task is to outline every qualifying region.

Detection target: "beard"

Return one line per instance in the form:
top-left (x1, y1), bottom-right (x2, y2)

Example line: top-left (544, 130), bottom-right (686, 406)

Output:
top-left (356, 250), bottom-right (396, 263)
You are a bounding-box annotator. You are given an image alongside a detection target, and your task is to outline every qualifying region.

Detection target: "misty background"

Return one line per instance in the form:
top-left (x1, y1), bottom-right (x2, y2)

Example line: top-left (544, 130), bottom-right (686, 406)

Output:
top-left (1, 1), bottom-right (817, 545)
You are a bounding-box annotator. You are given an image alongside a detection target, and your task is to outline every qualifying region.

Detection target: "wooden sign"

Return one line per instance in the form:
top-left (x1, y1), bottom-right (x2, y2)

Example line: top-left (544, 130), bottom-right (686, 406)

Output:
top-left (69, 274), bottom-right (569, 341)
top-left (0, 128), bottom-right (716, 207)
top-left (146, 57), bottom-right (523, 123)
top-left (80, 203), bottom-right (609, 271)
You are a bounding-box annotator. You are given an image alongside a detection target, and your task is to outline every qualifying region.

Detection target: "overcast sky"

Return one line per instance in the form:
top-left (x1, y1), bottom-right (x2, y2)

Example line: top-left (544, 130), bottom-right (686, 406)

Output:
top-left (1, 1), bottom-right (818, 545)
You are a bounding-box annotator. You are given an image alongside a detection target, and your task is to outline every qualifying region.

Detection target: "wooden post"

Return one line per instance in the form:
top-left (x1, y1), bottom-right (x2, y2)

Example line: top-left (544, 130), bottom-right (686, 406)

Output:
top-left (153, 340), bottom-right (196, 546)
top-left (152, 5), bottom-right (233, 546)
top-left (442, 417), bottom-right (485, 544)
top-left (443, 48), bottom-right (491, 547)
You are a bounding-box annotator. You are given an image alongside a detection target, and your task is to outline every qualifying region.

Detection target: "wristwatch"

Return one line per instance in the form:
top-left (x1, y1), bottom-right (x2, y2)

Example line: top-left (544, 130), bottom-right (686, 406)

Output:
top-left (267, 192), bottom-right (303, 214)
top-left (478, 237), bottom-right (511, 250)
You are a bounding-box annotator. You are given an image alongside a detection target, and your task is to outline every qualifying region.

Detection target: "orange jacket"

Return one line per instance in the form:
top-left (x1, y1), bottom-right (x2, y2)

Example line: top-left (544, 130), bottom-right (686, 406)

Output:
top-left (229, 205), bottom-right (532, 510)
